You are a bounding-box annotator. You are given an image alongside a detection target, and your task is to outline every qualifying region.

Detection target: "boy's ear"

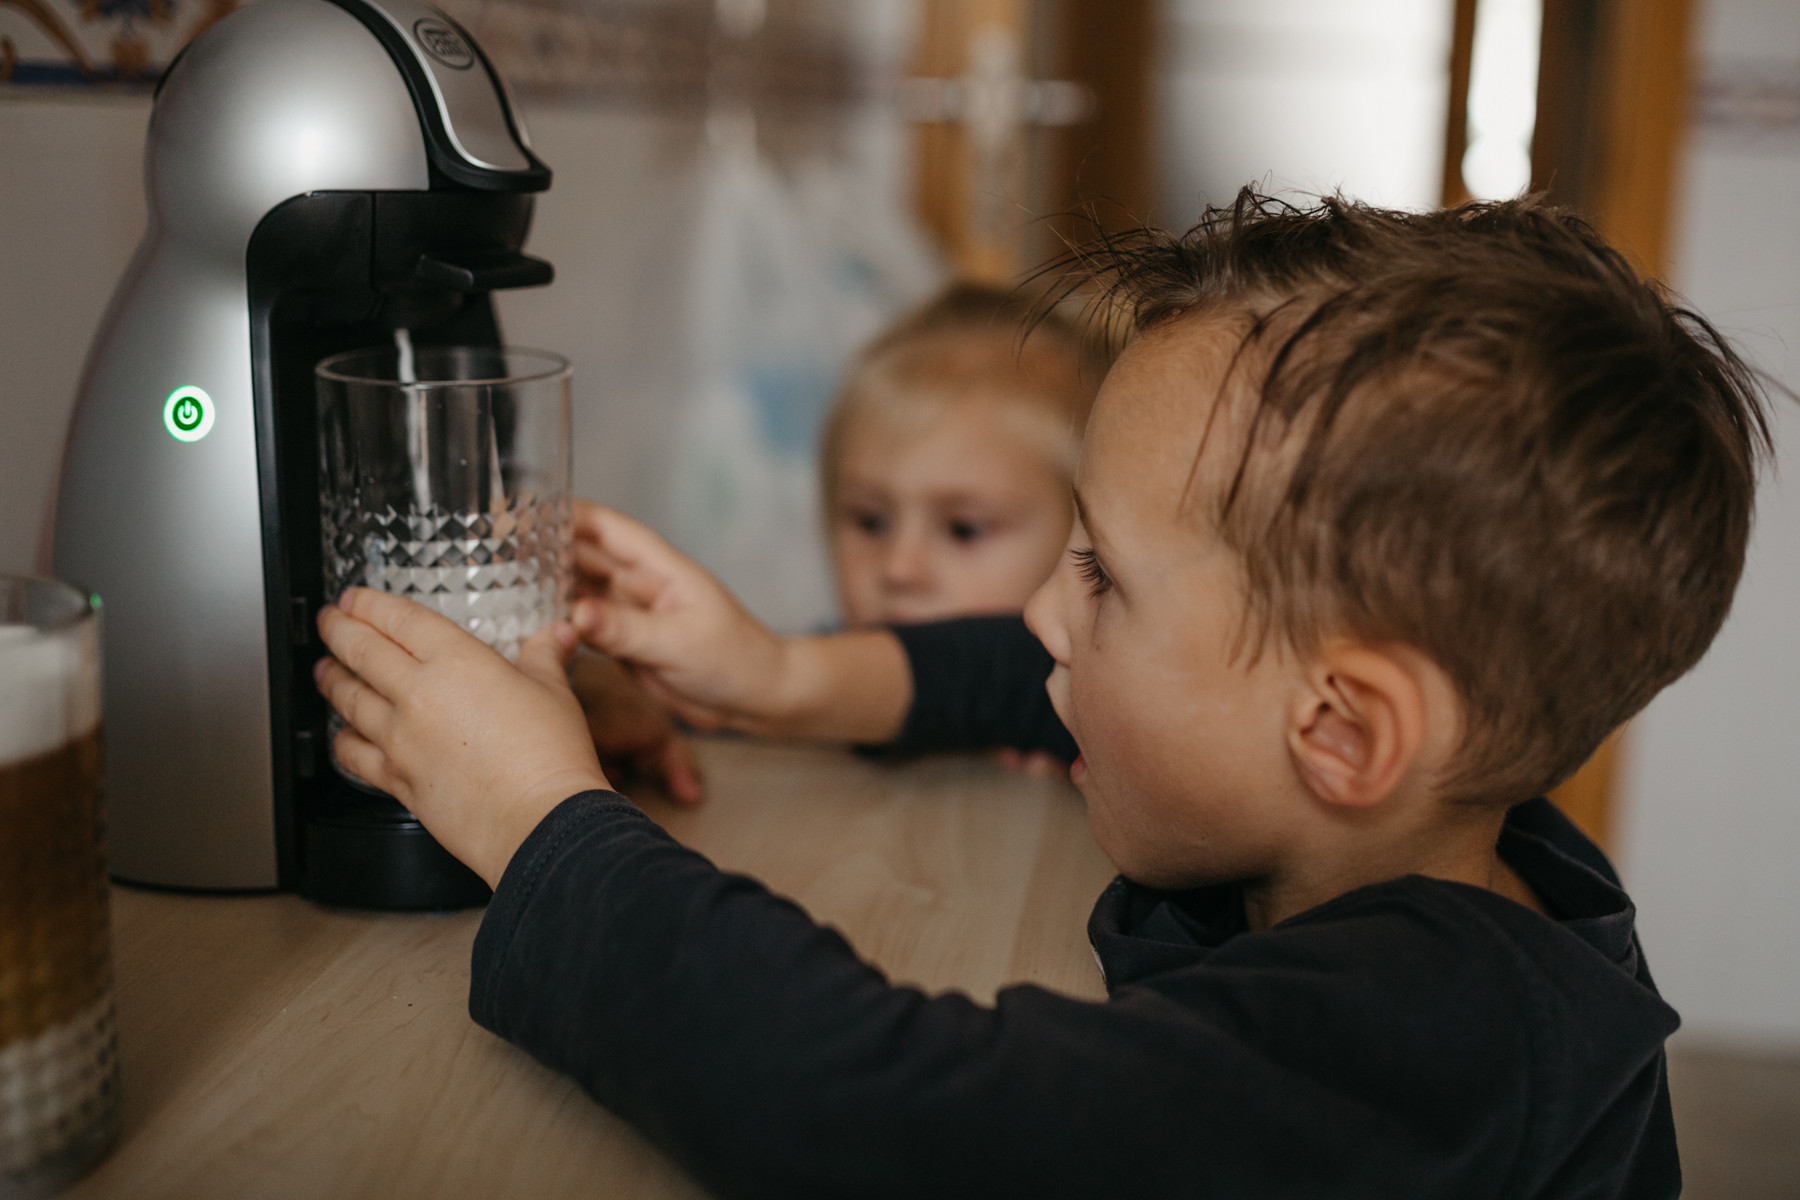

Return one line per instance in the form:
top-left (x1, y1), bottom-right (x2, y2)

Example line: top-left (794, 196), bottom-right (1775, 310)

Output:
top-left (1286, 643), bottom-right (1427, 810)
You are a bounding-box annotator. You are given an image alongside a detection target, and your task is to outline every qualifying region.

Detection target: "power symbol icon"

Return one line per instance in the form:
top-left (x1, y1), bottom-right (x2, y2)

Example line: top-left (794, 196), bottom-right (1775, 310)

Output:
top-left (163, 386), bottom-right (214, 442)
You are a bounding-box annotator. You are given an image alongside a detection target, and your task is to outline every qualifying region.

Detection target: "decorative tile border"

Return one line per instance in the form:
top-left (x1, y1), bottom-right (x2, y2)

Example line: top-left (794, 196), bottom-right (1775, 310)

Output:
top-left (1, 0), bottom-right (880, 107)
top-left (1, 0), bottom-right (234, 85)
top-left (1695, 58), bottom-right (1800, 139)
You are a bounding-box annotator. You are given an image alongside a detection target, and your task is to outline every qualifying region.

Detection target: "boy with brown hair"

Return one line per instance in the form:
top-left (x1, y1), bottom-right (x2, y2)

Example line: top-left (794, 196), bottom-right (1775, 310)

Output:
top-left (312, 191), bottom-right (1769, 1197)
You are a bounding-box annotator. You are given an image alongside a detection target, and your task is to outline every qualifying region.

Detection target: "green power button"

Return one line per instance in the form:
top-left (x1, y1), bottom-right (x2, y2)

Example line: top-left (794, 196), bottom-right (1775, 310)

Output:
top-left (163, 386), bottom-right (215, 442)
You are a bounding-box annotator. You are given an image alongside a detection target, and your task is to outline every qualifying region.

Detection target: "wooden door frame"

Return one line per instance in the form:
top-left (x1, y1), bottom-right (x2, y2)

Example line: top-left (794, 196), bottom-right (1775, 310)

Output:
top-left (909, 0), bottom-right (1156, 280)
top-left (1443, 0), bottom-right (1697, 849)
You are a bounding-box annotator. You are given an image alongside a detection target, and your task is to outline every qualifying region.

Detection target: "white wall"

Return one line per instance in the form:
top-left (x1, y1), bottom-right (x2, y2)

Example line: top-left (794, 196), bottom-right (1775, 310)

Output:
top-left (1619, 0), bottom-right (1800, 1049)
top-left (495, 108), bottom-right (708, 513)
top-left (0, 93), bottom-right (151, 576)
top-left (1159, 0), bottom-right (1454, 216)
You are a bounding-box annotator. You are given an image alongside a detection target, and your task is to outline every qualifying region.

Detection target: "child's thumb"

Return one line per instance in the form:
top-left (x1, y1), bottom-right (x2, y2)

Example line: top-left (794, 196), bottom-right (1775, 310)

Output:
top-left (517, 622), bottom-right (579, 690)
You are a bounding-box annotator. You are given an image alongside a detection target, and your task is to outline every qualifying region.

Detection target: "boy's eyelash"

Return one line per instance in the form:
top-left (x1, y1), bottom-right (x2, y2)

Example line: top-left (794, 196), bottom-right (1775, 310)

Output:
top-left (1071, 546), bottom-right (1112, 597)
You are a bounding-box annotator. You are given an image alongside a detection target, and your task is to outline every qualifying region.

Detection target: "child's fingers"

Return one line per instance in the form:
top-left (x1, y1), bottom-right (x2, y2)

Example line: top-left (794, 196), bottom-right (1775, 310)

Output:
top-left (330, 722), bottom-right (399, 797)
top-left (571, 503), bottom-right (664, 560)
top-left (576, 506), bottom-right (710, 588)
top-left (339, 587), bottom-right (477, 663)
top-left (573, 541), bottom-right (668, 608)
top-left (516, 623), bottom-right (580, 693)
top-left (314, 656), bottom-right (397, 746)
top-left (655, 735), bottom-right (705, 806)
top-left (996, 748), bottom-right (1067, 778)
top-left (570, 497), bottom-right (604, 534)
top-left (572, 597), bottom-right (668, 665)
top-left (318, 601), bottom-right (422, 692)
top-left (570, 497), bottom-right (606, 540)
top-left (572, 538), bottom-right (618, 579)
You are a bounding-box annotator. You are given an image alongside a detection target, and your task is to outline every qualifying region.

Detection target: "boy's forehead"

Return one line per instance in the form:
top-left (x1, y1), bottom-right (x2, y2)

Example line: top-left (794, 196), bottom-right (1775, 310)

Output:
top-left (1089, 318), bottom-right (1246, 460)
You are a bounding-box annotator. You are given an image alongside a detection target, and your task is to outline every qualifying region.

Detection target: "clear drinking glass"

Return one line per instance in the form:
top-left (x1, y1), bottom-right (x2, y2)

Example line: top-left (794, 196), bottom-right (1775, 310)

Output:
top-left (316, 345), bottom-right (573, 661)
top-left (0, 577), bottom-right (118, 1196)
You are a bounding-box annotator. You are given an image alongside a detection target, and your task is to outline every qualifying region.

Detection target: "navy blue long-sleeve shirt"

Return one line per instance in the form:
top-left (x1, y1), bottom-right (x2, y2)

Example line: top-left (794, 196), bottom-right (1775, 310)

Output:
top-left (470, 615), bottom-right (1680, 1198)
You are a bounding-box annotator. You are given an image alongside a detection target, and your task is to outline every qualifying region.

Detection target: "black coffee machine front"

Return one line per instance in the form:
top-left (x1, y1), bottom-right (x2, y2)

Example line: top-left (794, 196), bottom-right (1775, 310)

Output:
top-left (53, 0), bottom-right (554, 909)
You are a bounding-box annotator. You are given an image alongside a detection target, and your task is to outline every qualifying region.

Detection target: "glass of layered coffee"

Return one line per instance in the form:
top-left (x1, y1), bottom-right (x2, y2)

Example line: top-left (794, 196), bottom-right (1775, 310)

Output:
top-left (0, 577), bottom-right (117, 1195)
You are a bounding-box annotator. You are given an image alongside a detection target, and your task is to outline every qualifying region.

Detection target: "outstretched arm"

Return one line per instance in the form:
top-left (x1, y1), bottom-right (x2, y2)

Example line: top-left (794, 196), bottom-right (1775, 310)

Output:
top-left (470, 791), bottom-right (1534, 1200)
top-left (569, 501), bottom-right (913, 744)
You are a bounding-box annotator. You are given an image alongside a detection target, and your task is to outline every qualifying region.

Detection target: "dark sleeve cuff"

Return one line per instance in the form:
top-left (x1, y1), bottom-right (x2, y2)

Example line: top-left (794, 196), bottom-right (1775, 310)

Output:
top-left (469, 789), bottom-right (651, 1030)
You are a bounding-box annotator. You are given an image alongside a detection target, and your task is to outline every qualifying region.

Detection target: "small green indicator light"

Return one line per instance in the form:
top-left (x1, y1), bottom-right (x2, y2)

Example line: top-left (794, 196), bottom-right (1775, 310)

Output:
top-left (163, 386), bottom-right (215, 443)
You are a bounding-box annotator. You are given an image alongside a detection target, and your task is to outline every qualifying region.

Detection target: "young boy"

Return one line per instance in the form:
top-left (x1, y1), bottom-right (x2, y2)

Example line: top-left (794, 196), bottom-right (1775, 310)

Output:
top-left (822, 283), bottom-right (1102, 628)
top-left (313, 191), bottom-right (1769, 1197)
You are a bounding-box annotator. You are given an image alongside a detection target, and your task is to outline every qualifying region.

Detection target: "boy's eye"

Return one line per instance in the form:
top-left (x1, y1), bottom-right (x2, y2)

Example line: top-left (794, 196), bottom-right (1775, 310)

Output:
top-left (946, 519), bottom-right (987, 544)
top-left (1071, 546), bottom-right (1111, 597)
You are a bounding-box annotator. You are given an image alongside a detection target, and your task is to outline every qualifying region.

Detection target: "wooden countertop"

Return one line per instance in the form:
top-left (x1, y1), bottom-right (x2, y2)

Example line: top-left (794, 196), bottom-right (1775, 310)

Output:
top-left (65, 738), bottom-right (1116, 1199)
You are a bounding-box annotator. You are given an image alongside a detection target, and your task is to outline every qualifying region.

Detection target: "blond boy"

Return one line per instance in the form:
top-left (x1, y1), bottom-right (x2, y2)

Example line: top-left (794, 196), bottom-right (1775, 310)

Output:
top-left (823, 283), bottom-right (1101, 627)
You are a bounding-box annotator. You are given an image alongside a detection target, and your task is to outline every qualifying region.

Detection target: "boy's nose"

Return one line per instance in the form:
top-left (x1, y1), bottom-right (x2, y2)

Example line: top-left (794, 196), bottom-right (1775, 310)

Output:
top-left (1023, 574), bottom-right (1069, 665)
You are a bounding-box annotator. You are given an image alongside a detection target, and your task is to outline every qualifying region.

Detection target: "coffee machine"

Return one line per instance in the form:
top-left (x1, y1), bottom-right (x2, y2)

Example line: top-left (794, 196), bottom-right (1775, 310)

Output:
top-left (52, 0), bottom-right (553, 908)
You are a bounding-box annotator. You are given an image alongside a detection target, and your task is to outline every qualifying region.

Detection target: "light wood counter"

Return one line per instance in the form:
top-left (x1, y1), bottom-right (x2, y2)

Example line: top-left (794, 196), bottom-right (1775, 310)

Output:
top-left (65, 738), bottom-right (1116, 1199)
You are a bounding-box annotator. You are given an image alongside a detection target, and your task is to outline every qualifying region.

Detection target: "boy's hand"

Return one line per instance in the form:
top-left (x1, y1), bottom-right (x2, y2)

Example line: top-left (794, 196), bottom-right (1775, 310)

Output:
top-left (314, 588), bottom-right (611, 889)
top-left (570, 502), bottom-right (913, 744)
top-left (569, 648), bottom-right (704, 806)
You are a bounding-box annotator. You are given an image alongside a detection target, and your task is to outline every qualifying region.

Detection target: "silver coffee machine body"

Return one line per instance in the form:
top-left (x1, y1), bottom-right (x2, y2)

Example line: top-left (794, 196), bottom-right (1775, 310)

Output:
top-left (53, 0), bottom-right (552, 907)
